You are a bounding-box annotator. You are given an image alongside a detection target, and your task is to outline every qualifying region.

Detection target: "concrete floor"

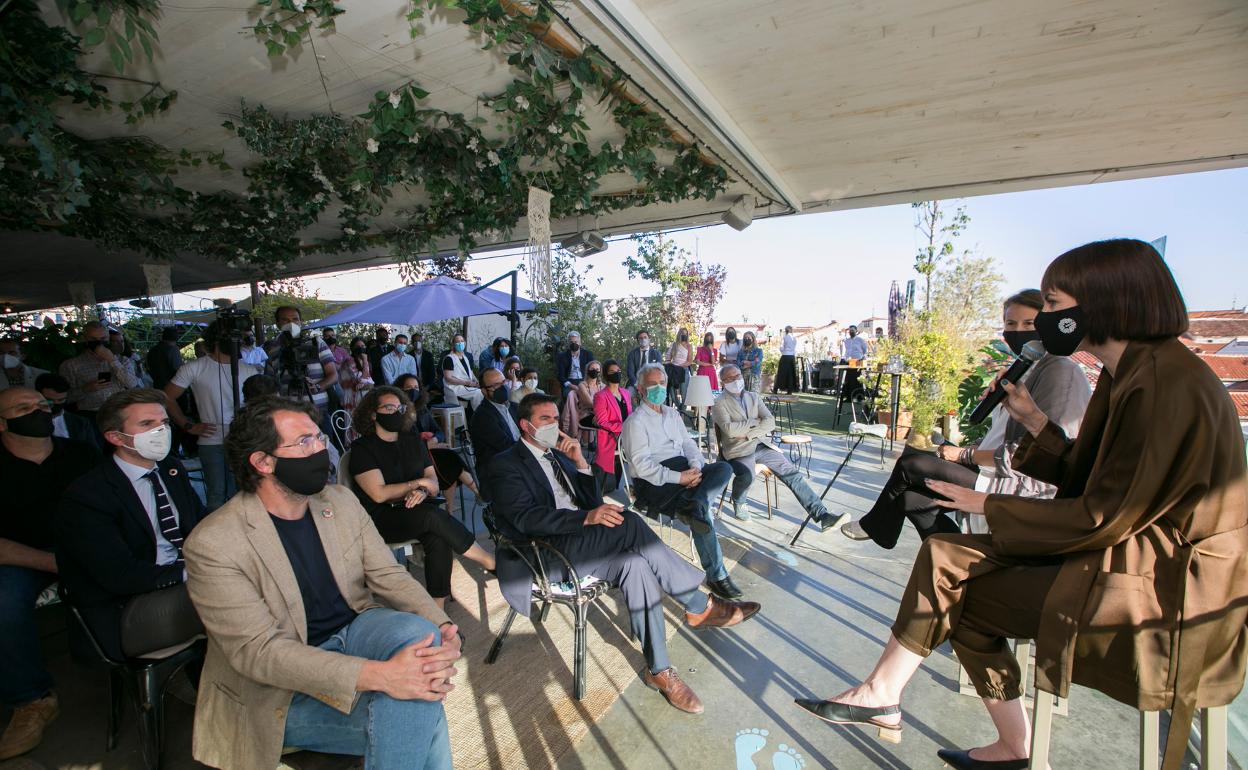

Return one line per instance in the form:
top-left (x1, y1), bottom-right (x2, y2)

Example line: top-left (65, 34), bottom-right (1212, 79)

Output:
top-left (4, 435), bottom-right (1244, 770)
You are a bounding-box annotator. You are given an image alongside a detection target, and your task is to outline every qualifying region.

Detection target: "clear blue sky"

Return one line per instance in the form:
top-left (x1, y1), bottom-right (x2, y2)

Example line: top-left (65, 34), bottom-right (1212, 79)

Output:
top-left (195, 166), bottom-right (1248, 326)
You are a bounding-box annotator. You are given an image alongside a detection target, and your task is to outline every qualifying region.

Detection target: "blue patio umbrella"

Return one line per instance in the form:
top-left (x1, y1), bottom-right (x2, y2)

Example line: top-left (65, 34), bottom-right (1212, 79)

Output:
top-left (310, 276), bottom-right (537, 328)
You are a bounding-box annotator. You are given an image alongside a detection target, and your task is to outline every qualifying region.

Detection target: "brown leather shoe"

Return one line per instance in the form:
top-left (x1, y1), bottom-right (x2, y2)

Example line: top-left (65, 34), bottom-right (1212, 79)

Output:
top-left (642, 667), bottom-right (704, 713)
top-left (685, 594), bottom-right (761, 629)
top-left (0, 692), bottom-right (59, 760)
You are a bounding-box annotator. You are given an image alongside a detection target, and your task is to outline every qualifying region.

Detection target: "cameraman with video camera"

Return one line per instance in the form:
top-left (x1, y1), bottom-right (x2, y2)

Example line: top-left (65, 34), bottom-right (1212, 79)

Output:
top-left (264, 305), bottom-right (339, 437)
top-left (163, 318), bottom-right (261, 511)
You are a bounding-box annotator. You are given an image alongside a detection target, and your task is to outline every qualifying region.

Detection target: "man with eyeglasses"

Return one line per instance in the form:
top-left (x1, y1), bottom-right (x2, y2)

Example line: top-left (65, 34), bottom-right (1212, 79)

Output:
top-left (56, 389), bottom-right (208, 663)
top-left (0, 387), bottom-right (99, 760)
top-left (468, 367), bottom-right (520, 479)
top-left (57, 321), bottom-right (139, 421)
top-left (183, 396), bottom-right (457, 770)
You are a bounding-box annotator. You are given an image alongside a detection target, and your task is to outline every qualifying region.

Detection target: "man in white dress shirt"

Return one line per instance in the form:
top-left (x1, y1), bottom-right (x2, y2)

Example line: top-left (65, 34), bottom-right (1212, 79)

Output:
top-left (622, 364), bottom-right (742, 600)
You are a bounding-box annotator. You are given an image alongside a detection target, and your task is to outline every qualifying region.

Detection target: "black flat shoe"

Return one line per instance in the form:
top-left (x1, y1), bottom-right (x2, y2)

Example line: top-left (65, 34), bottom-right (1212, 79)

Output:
top-left (706, 575), bottom-right (743, 600)
top-left (794, 698), bottom-right (902, 744)
top-left (936, 748), bottom-right (1028, 769)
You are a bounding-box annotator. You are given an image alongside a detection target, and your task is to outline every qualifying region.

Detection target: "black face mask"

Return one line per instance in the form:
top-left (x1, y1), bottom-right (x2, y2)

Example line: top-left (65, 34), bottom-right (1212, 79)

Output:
top-left (353, 347), bottom-right (366, 355)
top-left (587, 369), bottom-right (600, 380)
top-left (375, 411), bottom-right (407, 433)
top-left (5, 408), bottom-right (54, 438)
top-left (678, 333), bottom-right (688, 342)
top-left (324, 338), bottom-right (337, 347)
top-left (605, 370), bottom-right (622, 384)
top-left (569, 343), bottom-right (580, 352)
top-left (1002, 330), bottom-right (1042, 356)
top-left (489, 386), bottom-right (509, 405)
top-left (49, 403), bottom-right (65, 416)
top-left (405, 387), bottom-right (421, 403)
top-left (743, 338), bottom-right (753, 347)
top-left (85, 339), bottom-right (106, 352)
top-left (1033, 306), bottom-right (1086, 356)
top-left (243, 337), bottom-right (255, 346)
top-left (271, 448), bottom-right (330, 497)
top-left (726, 332), bottom-right (736, 341)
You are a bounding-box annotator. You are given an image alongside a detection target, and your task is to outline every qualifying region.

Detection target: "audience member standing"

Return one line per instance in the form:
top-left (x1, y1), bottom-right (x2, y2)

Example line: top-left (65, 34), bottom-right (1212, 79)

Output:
top-left (664, 328), bottom-right (694, 408)
top-left (736, 332), bottom-right (764, 393)
top-left (411, 332), bottom-right (436, 387)
top-left (695, 333), bottom-right (719, 390)
top-left (340, 337), bottom-right (375, 411)
top-left (163, 321), bottom-right (261, 511)
top-left (264, 306), bottom-right (339, 417)
top-left (625, 329), bottom-right (662, 389)
top-left (0, 387), bottom-right (98, 761)
top-left (839, 325), bottom-right (869, 399)
top-left (556, 331), bottom-right (593, 392)
top-left (146, 327), bottom-right (184, 390)
top-left (59, 321), bottom-right (140, 422)
top-left (367, 326), bottom-right (392, 385)
top-left (381, 334), bottom-right (418, 387)
top-left (57, 389), bottom-right (207, 661)
top-left (238, 332), bottom-right (269, 367)
top-left (592, 360), bottom-right (631, 493)
top-left (718, 328), bottom-right (741, 366)
top-left (0, 338), bottom-right (47, 391)
top-left (773, 325), bottom-right (798, 394)
top-left (183, 397), bottom-right (458, 770)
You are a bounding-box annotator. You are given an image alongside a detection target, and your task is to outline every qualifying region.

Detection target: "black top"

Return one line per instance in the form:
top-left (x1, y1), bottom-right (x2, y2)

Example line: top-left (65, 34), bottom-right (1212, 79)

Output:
top-left (269, 511), bottom-right (356, 647)
top-left (1, 437), bottom-right (99, 550)
top-left (348, 432), bottom-right (433, 519)
top-left (614, 392), bottom-right (627, 419)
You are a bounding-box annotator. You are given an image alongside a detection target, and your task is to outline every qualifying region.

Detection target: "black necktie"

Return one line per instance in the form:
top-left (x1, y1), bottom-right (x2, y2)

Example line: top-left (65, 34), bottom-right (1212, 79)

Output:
top-left (544, 451), bottom-right (578, 506)
top-left (144, 469), bottom-right (184, 564)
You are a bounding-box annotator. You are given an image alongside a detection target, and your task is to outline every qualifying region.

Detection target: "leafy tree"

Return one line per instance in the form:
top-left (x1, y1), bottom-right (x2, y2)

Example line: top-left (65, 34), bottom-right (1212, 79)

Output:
top-left (624, 232), bottom-right (693, 346)
top-left (673, 260), bottom-right (727, 334)
top-left (929, 251), bottom-right (1006, 356)
top-left (912, 200), bottom-right (969, 314)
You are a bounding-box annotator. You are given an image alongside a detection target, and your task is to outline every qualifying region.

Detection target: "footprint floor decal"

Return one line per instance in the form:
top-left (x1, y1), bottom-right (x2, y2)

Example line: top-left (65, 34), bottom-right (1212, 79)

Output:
top-left (734, 728), bottom-right (769, 770)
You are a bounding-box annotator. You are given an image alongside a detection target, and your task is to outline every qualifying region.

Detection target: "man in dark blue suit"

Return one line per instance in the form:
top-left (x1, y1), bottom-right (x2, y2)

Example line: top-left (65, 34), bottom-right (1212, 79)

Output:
top-left (36, 373), bottom-right (102, 452)
top-left (554, 331), bottom-right (594, 392)
top-left (468, 368), bottom-right (520, 478)
top-left (486, 393), bottom-right (760, 714)
top-left (57, 389), bottom-right (208, 661)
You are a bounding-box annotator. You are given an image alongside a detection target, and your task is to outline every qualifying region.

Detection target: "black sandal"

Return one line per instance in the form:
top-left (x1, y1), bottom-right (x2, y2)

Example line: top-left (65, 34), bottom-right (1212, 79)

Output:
top-left (794, 698), bottom-right (902, 743)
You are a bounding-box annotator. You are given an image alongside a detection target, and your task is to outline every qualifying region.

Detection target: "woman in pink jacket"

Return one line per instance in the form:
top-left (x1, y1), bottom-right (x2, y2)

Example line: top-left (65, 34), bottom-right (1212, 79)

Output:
top-left (592, 359), bottom-right (632, 493)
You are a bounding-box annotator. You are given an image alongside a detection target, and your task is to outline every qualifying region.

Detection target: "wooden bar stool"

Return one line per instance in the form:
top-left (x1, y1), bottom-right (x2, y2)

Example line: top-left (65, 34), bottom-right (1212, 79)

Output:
top-left (1028, 691), bottom-right (1227, 769)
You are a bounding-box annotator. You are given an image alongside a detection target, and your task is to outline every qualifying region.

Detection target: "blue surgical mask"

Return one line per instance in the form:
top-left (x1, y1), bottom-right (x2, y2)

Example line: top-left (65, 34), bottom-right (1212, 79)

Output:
top-left (394, 343), bottom-right (408, 353)
top-left (645, 384), bottom-right (666, 405)
top-left (453, 341), bottom-right (465, 353)
top-left (499, 346), bottom-right (510, 357)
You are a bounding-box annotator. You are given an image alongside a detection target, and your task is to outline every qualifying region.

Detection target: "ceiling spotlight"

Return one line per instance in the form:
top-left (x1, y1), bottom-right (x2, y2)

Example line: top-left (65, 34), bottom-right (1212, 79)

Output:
top-left (1, 303), bottom-right (12, 314)
top-left (129, 297), bottom-right (154, 309)
top-left (560, 230), bottom-right (607, 257)
top-left (721, 194), bottom-right (755, 231)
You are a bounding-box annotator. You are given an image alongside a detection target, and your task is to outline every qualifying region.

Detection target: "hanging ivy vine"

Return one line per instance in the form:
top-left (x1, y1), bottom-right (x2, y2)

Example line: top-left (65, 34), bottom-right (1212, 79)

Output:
top-left (0, 0), bottom-right (730, 279)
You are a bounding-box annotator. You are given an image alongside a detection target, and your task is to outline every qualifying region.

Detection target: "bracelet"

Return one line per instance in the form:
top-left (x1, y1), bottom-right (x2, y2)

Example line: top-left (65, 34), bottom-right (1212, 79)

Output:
top-left (958, 447), bottom-right (975, 466)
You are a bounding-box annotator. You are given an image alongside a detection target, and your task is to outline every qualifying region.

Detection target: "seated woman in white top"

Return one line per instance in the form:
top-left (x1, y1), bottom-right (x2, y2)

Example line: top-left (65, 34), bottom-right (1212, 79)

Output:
top-left (441, 333), bottom-right (483, 410)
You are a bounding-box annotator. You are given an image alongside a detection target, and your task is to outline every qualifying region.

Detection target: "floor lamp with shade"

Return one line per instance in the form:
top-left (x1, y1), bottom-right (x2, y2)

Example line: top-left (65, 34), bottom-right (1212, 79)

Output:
top-left (684, 374), bottom-right (716, 459)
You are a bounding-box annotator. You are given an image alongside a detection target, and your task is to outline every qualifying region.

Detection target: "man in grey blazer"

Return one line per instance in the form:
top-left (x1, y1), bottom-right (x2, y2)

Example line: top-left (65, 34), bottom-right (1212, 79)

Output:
top-left (184, 397), bottom-right (458, 770)
top-left (712, 364), bottom-right (844, 528)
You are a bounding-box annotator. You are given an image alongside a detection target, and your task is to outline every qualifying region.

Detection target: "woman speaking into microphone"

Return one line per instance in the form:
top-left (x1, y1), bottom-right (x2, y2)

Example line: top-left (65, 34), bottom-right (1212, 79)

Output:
top-left (795, 239), bottom-right (1248, 770)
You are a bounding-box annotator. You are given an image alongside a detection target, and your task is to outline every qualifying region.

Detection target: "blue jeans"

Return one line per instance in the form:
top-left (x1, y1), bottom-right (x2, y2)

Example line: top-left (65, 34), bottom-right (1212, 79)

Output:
top-left (729, 446), bottom-right (829, 518)
top-left (283, 608), bottom-right (452, 770)
top-left (197, 443), bottom-right (235, 512)
top-left (692, 461), bottom-right (733, 581)
top-left (0, 565), bottom-right (56, 707)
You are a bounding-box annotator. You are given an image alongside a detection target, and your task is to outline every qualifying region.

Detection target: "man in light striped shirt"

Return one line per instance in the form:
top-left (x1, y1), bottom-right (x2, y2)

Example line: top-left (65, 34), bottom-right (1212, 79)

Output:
top-left (57, 321), bottom-right (139, 420)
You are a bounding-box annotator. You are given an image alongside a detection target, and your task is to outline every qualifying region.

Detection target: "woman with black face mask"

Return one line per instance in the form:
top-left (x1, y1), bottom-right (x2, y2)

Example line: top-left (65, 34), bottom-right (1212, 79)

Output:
top-left (591, 360), bottom-right (631, 493)
top-left (838, 288), bottom-right (1092, 548)
top-left (561, 360), bottom-right (603, 437)
top-left (348, 386), bottom-right (494, 609)
top-left (390, 374), bottom-right (480, 515)
top-left (803, 240), bottom-right (1248, 770)
top-left (338, 336), bottom-right (374, 413)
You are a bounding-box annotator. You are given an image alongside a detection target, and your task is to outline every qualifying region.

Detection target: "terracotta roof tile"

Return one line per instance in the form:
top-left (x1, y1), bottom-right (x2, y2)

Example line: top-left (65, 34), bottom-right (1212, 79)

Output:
top-left (1198, 355), bottom-right (1248, 381)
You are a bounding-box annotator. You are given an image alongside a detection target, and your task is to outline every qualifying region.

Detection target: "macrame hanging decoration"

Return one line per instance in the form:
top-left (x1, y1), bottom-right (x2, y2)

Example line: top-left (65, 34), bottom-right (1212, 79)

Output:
top-left (67, 281), bottom-right (97, 321)
top-left (525, 185), bottom-right (554, 301)
top-left (142, 262), bottom-right (175, 325)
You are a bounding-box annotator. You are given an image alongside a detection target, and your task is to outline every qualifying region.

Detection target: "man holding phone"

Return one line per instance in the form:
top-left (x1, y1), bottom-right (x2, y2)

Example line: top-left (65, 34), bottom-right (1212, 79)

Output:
top-left (58, 322), bottom-right (139, 423)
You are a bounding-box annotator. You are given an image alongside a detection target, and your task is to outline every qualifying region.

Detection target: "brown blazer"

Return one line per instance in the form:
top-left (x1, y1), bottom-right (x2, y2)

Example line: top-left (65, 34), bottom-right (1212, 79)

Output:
top-left (984, 338), bottom-right (1248, 769)
top-left (183, 484), bottom-right (450, 770)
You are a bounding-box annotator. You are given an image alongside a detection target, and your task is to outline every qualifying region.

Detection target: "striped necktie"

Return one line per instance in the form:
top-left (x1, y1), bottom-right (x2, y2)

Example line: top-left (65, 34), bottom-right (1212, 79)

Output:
top-left (144, 469), bottom-right (184, 563)
top-left (544, 451), bottom-right (578, 507)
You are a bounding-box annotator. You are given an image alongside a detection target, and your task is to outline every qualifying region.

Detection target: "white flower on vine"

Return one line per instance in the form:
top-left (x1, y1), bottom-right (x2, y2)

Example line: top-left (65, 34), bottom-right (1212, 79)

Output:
top-left (192, 224), bottom-right (207, 232)
top-left (366, 138), bottom-right (380, 154)
top-left (467, 137), bottom-right (479, 152)
top-left (220, 219), bottom-right (230, 227)
top-left (408, 133), bottom-right (420, 144)
top-left (574, 102), bottom-right (585, 117)
top-left (486, 150), bottom-right (500, 165)
top-left (312, 192), bottom-right (326, 204)
top-left (475, 160), bottom-right (485, 170)
top-left (547, 123), bottom-right (560, 135)
top-left (514, 95), bottom-right (529, 111)
top-left (388, 91), bottom-right (401, 108)
top-left (350, 181), bottom-right (363, 192)
top-left (343, 227), bottom-right (356, 236)
top-left (292, 0), bottom-right (306, 12)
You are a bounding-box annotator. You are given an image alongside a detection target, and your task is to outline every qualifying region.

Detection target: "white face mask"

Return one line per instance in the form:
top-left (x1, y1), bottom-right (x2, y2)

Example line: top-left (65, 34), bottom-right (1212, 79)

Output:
top-left (1, 353), bottom-right (20, 369)
top-left (122, 424), bottom-right (172, 462)
top-left (724, 379), bottom-right (745, 394)
top-left (639, 338), bottom-right (650, 349)
top-left (524, 378), bottom-right (538, 390)
top-left (282, 322), bottom-right (301, 337)
top-left (532, 421), bottom-right (560, 450)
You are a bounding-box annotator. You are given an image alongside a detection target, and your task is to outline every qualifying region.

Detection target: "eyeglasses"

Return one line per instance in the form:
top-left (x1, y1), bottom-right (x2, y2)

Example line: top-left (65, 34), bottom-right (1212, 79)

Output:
top-left (376, 403), bottom-right (407, 414)
top-left (1, 399), bottom-right (53, 417)
top-left (276, 432), bottom-right (327, 453)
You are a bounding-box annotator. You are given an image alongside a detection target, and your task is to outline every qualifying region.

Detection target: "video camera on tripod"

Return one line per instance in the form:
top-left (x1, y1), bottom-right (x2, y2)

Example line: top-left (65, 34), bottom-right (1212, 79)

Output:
top-left (277, 326), bottom-right (321, 372)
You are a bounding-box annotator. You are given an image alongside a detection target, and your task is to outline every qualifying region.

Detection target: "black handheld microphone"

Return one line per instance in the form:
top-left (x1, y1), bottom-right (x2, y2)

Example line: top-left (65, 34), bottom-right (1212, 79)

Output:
top-left (968, 340), bottom-right (1046, 423)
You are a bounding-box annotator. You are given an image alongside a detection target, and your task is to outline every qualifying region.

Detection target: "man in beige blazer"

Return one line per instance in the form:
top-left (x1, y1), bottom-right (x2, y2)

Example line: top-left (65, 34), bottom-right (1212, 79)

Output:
top-left (184, 397), bottom-right (458, 770)
top-left (712, 364), bottom-right (844, 529)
